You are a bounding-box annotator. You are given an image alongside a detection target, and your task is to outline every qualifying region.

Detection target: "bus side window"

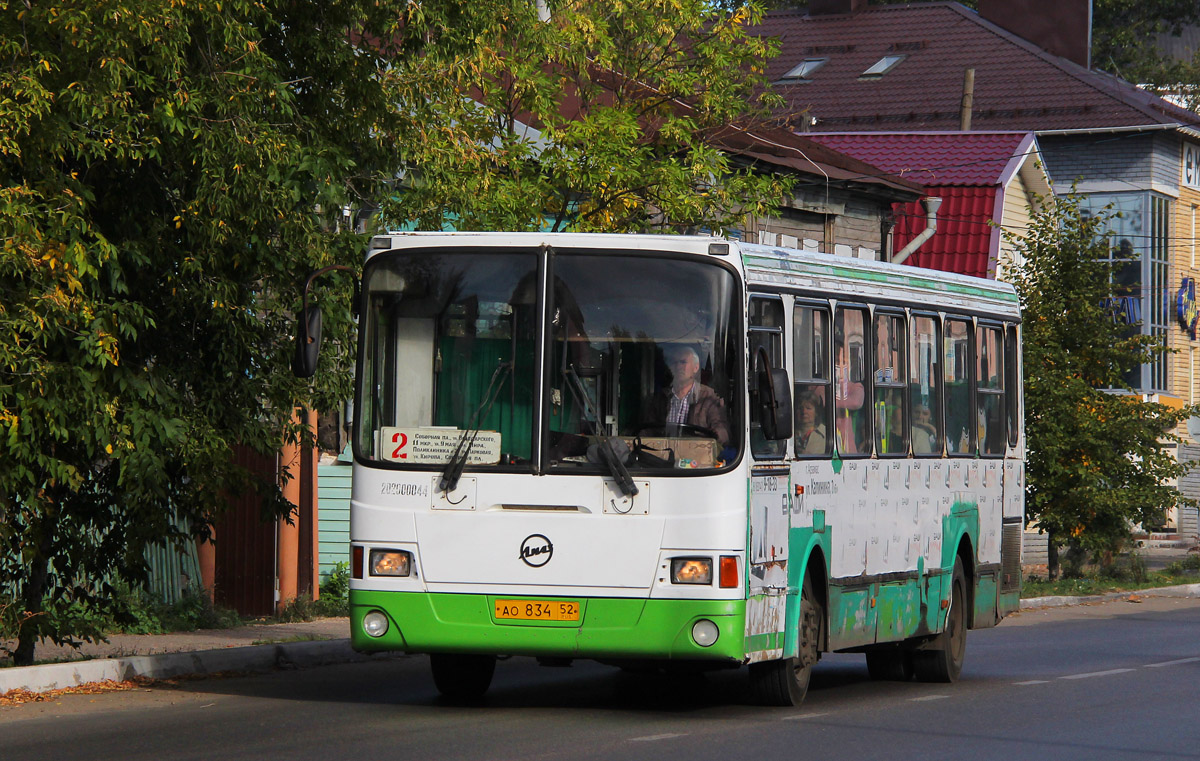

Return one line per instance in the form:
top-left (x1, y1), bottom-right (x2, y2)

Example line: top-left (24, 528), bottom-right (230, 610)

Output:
top-left (1006, 324), bottom-right (1020, 448)
top-left (977, 325), bottom-right (1006, 456)
top-left (910, 314), bottom-right (942, 455)
top-left (834, 306), bottom-right (869, 456)
top-left (873, 311), bottom-right (907, 456)
top-left (749, 295), bottom-right (787, 459)
top-left (944, 318), bottom-right (974, 455)
top-left (793, 304), bottom-right (831, 457)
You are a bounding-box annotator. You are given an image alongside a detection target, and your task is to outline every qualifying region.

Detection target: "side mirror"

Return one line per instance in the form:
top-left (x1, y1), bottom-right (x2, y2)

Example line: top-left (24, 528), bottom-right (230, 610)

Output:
top-left (756, 347), bottom-right (793, 441)
top-left (292, 304), bottom-right (323, 378)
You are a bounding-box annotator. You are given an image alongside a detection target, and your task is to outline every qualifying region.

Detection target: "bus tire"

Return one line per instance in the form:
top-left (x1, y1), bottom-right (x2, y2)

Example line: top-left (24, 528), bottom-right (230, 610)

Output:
top-left (913, 557), bottom-right (967, 683)
top-left (430, 653), bottom-right (497, 700)
top-left (748, 573), bottom-right (822, 706)
top-left (865, 649), bottom-right (913, 681)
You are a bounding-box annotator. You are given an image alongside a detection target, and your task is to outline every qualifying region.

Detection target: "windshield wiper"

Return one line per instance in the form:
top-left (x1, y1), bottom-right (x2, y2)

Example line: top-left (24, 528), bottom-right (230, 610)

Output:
top-left (562, 365), bottom-right (638, 497)
top-left (439, 360), bottom-right (512, 493)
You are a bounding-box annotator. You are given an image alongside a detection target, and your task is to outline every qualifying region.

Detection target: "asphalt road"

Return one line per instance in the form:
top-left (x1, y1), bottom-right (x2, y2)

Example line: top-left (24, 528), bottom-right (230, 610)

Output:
top-left (4, 597), bottom-right (1199, 761)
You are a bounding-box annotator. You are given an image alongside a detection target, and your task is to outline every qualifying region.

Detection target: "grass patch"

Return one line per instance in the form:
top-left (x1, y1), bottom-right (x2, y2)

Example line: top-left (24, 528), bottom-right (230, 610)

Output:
top-left (1023, 553), bottom-right (1200, 598)
top-left (269, 562), bottom-right (350, 623)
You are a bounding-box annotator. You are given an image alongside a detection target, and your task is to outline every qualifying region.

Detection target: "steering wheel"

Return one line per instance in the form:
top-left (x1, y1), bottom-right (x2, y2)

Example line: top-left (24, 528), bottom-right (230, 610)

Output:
top-left (634, 423), bottom-right (720, 440)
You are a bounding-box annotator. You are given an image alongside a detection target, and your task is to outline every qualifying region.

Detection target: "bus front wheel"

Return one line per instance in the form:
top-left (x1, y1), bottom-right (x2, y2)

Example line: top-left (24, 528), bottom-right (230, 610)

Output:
top-left (430, 653), bottom-right (497, 700)
top-left (749, 573), bottom-right (822, 706)
top-left (912, 557), bottom-right (967, 683)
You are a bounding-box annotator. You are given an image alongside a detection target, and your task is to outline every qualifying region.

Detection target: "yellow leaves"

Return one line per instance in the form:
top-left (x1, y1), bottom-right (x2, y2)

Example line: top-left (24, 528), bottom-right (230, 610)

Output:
top-left (174, 215), bottom-right (183, 229)
top-left (41, 60), bottom-right (50, 72)
top-left (105, 444), bottom-right (113, 454)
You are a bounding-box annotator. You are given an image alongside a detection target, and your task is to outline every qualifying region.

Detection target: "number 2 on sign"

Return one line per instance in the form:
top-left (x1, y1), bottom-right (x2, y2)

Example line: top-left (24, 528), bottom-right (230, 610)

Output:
top-left (391, 432), bottom-right (408, 459)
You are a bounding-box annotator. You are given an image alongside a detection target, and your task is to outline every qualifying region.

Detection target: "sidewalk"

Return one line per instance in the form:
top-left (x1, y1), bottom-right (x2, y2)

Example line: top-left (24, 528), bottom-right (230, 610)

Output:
top-left (0, 617), bottom-right (373, 697)
top-left (5, 578), bottom-right (1200, 698)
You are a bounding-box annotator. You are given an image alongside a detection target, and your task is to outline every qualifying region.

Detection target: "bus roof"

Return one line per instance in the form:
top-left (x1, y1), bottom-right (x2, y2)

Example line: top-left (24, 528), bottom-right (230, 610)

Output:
top-left (368, 232), bottom-right (1019, 317)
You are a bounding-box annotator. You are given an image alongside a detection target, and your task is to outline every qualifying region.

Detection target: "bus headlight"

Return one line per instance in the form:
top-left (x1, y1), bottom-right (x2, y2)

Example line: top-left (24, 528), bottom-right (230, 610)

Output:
top-left (671, 557), bottom-right (713, 585)
top-left (370, 549), bottom-right (412, 577)
top-left (363, 610), bottom-right (389, 638)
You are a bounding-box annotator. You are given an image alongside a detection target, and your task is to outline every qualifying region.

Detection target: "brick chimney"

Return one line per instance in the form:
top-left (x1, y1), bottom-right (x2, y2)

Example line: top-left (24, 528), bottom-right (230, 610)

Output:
top-left (808, 0), bottom-right (868, 16)
top-left (978, 0), bottom-right (1092, 68)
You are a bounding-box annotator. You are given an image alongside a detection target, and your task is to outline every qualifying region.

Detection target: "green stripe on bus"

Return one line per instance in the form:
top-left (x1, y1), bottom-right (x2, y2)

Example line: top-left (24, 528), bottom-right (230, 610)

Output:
top-left (742, 255), bottom-right (1018, 302)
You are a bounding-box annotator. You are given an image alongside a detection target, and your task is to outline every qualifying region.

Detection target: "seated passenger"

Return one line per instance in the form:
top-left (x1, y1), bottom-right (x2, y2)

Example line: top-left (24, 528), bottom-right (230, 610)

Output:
top-left (911, 403), bottom-right (937, 454)
top-left (795, 391), bottom-right (828, 455)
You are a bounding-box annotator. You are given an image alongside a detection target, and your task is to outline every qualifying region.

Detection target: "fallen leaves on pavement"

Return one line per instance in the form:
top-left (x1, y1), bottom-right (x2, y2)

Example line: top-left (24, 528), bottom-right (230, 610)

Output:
top-left (0, 677), bottom-right (153, 707)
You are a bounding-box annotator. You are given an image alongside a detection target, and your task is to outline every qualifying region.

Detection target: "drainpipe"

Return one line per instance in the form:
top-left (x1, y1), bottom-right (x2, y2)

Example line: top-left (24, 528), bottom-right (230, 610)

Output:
top-left (892, 197), bottom-right (943, 266)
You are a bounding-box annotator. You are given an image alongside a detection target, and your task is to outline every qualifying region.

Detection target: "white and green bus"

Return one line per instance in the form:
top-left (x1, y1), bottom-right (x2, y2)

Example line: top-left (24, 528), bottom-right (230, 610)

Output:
top-left (310, 232), bottom-right (1023, 705)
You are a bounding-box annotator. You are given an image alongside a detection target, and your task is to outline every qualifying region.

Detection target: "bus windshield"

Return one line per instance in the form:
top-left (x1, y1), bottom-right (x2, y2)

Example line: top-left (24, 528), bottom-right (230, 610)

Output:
top-left (355, 247), bottom-right (741, 473)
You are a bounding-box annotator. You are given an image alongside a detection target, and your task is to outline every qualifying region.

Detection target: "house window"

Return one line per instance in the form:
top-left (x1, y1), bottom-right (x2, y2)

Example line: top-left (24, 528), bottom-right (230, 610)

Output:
top-left (860, 54), bottom-right (906, 78)
top-left (1082, 192), bottom-right (1173, 393)
top-left (782, 58), bottom-right (828, 81)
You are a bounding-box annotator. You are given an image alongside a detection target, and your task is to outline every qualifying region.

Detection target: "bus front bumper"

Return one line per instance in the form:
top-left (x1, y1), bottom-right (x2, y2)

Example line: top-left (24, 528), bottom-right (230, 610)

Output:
top-left (351, 591), bottom-right (746, 663)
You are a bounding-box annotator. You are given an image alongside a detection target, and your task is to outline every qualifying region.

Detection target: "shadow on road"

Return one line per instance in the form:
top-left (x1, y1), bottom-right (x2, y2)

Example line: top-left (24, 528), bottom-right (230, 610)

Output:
top-left (147, 653), bottom-right (881, 714)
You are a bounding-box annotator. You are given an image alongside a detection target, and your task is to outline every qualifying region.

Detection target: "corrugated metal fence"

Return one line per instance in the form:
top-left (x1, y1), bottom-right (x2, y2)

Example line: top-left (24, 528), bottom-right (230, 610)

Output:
top-left (317, 461), bottom-right (352, 582)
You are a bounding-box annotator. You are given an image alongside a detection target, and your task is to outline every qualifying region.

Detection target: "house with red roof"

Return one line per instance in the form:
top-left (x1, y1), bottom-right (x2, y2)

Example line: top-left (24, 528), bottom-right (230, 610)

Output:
top-left (755, 0), bottom-right (1200, 541)
top-left (806, 131), bottom-right (1050, 279)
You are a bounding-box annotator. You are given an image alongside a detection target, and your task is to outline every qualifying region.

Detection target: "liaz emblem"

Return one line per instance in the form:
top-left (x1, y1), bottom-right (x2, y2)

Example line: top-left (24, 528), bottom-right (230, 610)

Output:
top-left (519, 534), bottom-right (553, 567)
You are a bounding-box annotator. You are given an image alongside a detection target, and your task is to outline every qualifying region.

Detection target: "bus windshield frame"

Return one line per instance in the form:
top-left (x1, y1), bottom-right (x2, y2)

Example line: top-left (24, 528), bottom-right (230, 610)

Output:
top-left (353, 246), bottom-right (744, 476)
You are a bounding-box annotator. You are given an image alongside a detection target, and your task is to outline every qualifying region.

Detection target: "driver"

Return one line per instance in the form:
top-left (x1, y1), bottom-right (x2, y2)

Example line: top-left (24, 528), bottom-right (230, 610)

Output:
top-left (646, 345), bottom-right (731, 446)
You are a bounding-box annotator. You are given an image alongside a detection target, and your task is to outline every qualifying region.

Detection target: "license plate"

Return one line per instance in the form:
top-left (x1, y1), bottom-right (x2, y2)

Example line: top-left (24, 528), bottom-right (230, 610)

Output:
top-left (494, 599), bottom-right (580, 622)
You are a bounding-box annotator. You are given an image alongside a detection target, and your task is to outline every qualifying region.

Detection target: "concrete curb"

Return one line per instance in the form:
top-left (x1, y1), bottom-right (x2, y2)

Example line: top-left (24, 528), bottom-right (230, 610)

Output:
top-left (0, 638), bottom-right (378, 696)
top-left (1020, 583), bottom-right (1200, 609)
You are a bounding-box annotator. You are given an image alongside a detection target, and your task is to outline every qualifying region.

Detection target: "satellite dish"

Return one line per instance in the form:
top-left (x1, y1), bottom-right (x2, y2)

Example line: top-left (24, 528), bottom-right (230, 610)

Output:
top-left (1188, 417), bottom-right (1200, 444)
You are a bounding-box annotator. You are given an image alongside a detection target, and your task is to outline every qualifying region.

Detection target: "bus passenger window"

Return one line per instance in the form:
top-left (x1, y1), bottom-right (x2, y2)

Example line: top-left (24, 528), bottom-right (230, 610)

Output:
top-left (977, 325), bottom-right (1006, 456)
top-left (873, 312), bottom-right (907, 456)
top-left (834, 307), bottom-right (868, 456)
top-left (944, 319), bottom-right (973, 455)
top-left (794, 305), bottom-right (831, 456)
top-left (750, 296), bottom-right (787, 459)
top-left (910, 315), bottom-right (942, 455)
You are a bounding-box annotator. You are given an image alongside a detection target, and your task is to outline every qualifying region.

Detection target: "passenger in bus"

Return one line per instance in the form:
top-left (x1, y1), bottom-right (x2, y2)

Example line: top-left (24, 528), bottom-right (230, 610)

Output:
top-left (795, 391), bottom-right (827, 455)
top-left (911, 403), bottom-right (937, 454)
top-left (645, 345), bottom-right (731, 446)
top-left (834, 345), bottom-right (865, 454)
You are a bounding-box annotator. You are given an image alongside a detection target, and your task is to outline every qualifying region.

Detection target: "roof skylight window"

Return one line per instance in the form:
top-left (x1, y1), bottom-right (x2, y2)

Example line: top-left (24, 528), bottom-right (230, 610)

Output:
top-left (860, 54), bottom-right (907, 78)
top-left (781, 58), bottom-right (828, 81)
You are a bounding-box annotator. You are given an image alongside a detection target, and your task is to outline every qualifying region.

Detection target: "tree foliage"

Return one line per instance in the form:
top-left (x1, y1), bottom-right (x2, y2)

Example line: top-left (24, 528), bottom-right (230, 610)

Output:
top-left (382, 0), bottom-right (790, 233)
top-left (0, 0), bottom-right (428, 665)
top-left (0, 1), bottom-right (789, 665)
top-left (1006, 196), bottom-right (1196, 574)
top-left (1090, 0), bottom-right (1200, 111)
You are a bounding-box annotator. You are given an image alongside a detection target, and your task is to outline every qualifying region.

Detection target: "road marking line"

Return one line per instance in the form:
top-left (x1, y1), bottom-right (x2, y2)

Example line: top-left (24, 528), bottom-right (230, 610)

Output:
top-left (1145, 657), bottom-right (1200, 668)
top-left (910, 695), bottom-right (950, 701)
top-left (1013, 680), bottom-right (1048, 685)
top-left (629, 733), bottom-right (686, 742)
top-left (782, 712), bottom-right (830, 720)
top-left (1059, 668), bottom-right (1134, 680)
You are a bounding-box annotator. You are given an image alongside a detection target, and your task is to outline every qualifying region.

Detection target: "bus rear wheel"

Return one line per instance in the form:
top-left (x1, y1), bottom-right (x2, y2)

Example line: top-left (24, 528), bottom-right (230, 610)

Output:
top-left (749, 573), bottom-right (822, 706)
top-left (430, 653), bottom-right (497, 700)
top-left (913, 557), bottom-right (967, 683)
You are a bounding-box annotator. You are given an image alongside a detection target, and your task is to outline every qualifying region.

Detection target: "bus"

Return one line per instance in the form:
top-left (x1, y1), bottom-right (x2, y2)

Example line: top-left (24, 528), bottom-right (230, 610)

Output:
top-left (305, 232), bottom-right (1024, 705)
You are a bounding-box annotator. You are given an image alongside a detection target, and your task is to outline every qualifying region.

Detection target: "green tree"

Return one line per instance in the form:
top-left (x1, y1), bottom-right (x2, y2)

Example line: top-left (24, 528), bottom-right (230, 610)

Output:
top-left (383, 1), bottom-right (790, 233)
top-left (0, 1), bottom-right (789, 666)
top-left (1090, 0), bottom-right (1200, 111)
top-left (0, 0), bottom-right (444, 666)
top-left (1006, 195), bottom-right (1196, 578)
